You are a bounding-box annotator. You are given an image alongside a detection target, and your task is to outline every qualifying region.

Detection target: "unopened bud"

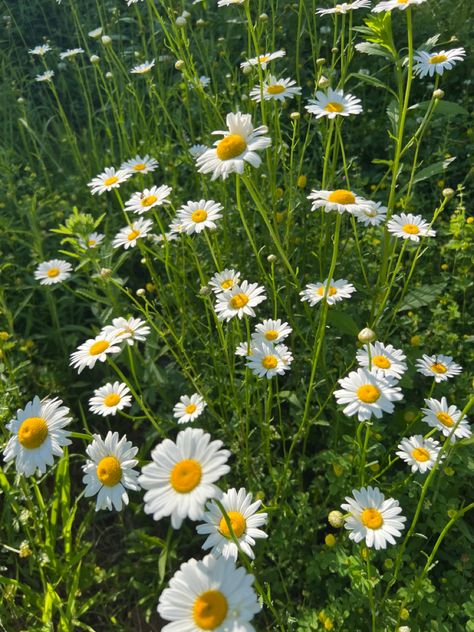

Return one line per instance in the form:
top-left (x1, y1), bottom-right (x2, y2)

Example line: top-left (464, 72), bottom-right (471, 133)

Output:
top-left (105, 71), bottom-right (113, 80)
top-left (101, 35), bottom-right (112, 46)
top-left (90, 54), bottom-right (100, 64)
top-left (325, 534), bottom-right (336, 547)
top-left (199, 285), bottom-right (212, 296)
top-left (140, 257), bottom-right (146, 264)
top-left (259, 12), bottom-right (269, 21)
top-left (318, 75), bottom-right (330, 89)
top-left (242, 64), bottom-right (252, 75)
top-left (331, 47), bottom-right (338, 54)
top-left (267, 254), bottom-right (277, 263)
top-left (17, 97), bottom-right (25, 104)
top-left (290, 111), bottom-right (300, 121)
top-left (297, 175), bottom-right (307, 188)
top-left (358, 327), bottom-right (376, 343)
top-left (176, 16), bottom-right (187, 27)
top-left (433, 88), bottom-right (444, 99)
top-left (136, 288), bottom-right (146, 297)
top-left (328, 510), bottom-right (344, 528)
top-left (196, 18), bottom-right (205, 27)
top-left (442, 187), bottom-right (454, 199)
top-left (316, 57), bottom-right (326, 66)
top-left (175, 59), bottom-right (185, 70)
top-left (100, 267), bottom-right (112, 278)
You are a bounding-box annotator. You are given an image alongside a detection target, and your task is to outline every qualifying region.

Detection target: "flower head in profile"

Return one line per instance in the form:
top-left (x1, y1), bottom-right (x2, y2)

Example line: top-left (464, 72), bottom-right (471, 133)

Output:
top-left (173, 200), bottom-right (223, 235)
top-left (59, 48), bottom-right (85, 60)
top-left (308, 188), bottom-right (371, 214)
top-left (334, 368), bottom-right (403, 421)
top-left (29, 44), bottom-right (52, 56)
top-left (356, 341), bottom-right (408, 381)
top-left (373, 0), bottom-right (426, 12)
top-left (421, 397), bottom-right (471, 443)
top-left (34, 259), bottom-right (72, 285)
top-left (120, 154), bottom-right (158, 175)
top-left (353, 201), bottom-right (388, 226)
top-left (125, 185), bottom-right (172, 214)
top-left (413, 48), bottom-right (465, 78)
top-left (246, 342), bottom-right (293, 379)
top-left (214, 280), bottom-right (266, 321)
top-left (218, 0), bottom-right (245, 6)
top-left (250, 75), bottom-right (302, 102)
top-left (173, 393), bottom-right (207, 424)
top-left (70, 333), bottom-right (121, 373)
top-left (415, 354), bottom-right (462, 382)
top-left (306, 88), bottom-right (362, 119)
top-left (209, 268), bottom-right (241, 294)
top-left (101, 316), bottom-right (151, 346)
top-left (317, 0), bottom-right (371, 15)
top-left (130, 59), bottom-right (155, 74)
top-left (88, 167), bottom-right (132, 195)
top-left (112, 218), bottom-right (153, 249)
top-left (79, 232), bottom-right (105, 249)
top-left (89, 382), bottom-right (132, 416)
top-left (240, 49), bottom-right (286, 71)
top-left (35, 70), bottom-right (55, 82)
top-left (300, 278), bottom-right (356, 306)
top-left (189, 144), bottom-right (208, 159)
top-left (396, 435), bottom-right (442, 473)
top-left (387, 213), bottom-right (435, 242)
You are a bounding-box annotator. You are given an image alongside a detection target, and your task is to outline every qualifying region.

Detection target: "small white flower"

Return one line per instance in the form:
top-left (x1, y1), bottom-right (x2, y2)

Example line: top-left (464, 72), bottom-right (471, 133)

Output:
top-left (69, 334), bottom-right (122, 374)
top-left (252, 318), bottom-right (292, 344)
top-left (89, 382), bottom-right (132, 416)
top-left (387, 213), bottom-right (435, 242)
top-left (59, 48), bottom-right (85, 60)
top-left (34, 259), bottom-right (72, 285)
top-left (112, 218), bottom-right (154, 249)
top-left (29, 44), bottom-right (52, 56)
top-left (373, 0), bottom-right (426, 13)
top-left (79, 232), bottom-right (105, 249)
top-left (396, 435), bottom-right (442, 473)
top-left (317, 0), bottom-right (371, 15)
top-left (250, 75), bottom-right (302, 102)
top-left (353, 201), bottom-right (388, 226)
top-left (246, 342), bottom-right (293, 378)
top-left (415, 354), bottom-right (462, 382)
top-left (235, 341), bottom-right (252, 357)
top-left (308, 188), bottom-right (371, 214)
top-left (214, 280), bottom-right (266, 321)
top-left (413, 48), bottom-right (466, 78)
top-left (101, 317), bottom-right (151, 346)
top-left (120, 154), bottom-right (158, 174)
top-left (189, 144), bottom-right (208, 158)
top-left (240, 49), bottom-right (286, 71)
top-left (306, 88), bottom-right (362, 119)
top-left (356, 341), bottom-right (408, 381)
top-left (88, 167), bottom-right (132, 195)
top-left (88, 27), bottom-right (103, 38)
top-left (300, 278), bottom-right (356, 306)
top-left (334, 368), bottom-right (403, 421)
top-left (130, 59), bottom-right (155, 74)
top-left (35, 70), bottom-right (55, 82)
top-left (173, 200), bottom-right (223, 235)
top-left (173, 394), bottom-right (207, 424)
top-left (124, 185), bottom-right (172, 214)
top-left (218, 0), bottom-right (245, 6)
top-left (421, 397), bottom-right (471, 442)
top-left (209, 268), bottom-right (241, 294)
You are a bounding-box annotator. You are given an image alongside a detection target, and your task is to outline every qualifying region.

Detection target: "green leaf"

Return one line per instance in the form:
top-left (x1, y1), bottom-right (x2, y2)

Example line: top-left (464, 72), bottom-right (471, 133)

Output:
top-left (326, 310), bottom-right (360, 335)
top-left (349, 72), bottom-right (397, 99)
top-left (410, 157), bottom-right (456, 187)
top-left (409, 100), bottom-right (469, 117)
top-left (354, 42), bottom-right (392, 59)
top-left (397, 282), bottom-right (446, 312)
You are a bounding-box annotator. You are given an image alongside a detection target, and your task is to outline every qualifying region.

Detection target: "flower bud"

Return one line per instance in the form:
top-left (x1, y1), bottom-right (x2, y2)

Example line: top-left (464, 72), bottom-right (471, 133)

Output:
top-left (259, 12), bottom-right (269, 21)
top-left (331, 47), bottom-right (338, 54)
top-left (242, 64), bottom-right (252, 75)
top-left (433, 88), bottom-right (444, 100)
top-left (267, 254), bottom-right (277, 263)
top-left (325, 534), bottom-right (336, 547)
top-left (358, 327), bottom-right (376, 343)
top-left (100, 267), bottom-right (112, 278)
top-left (101, 35), bottom-right (112, 46)
top-left (105, 71), bottom-right (113, 80)
top-left (196, 18), bottom-right (206, 27)
top-left (90, 54), bottom-right (100, 64)
top-left (318, 75), bottom-right (330, 89)
top-left (136, 288), bottom-right (146, 297)
top-left (290, 111), bottom-right (300, 121)
top-left (297, 175), bottom-right (307, 188)
top-left (199, 285), bottom-right (212, 296)
top-left (328, 510), bottom-right (344, 528)
top-left (176, 16), bottom-right (187, 27)
top-left (442, 187), bottom-right (454, 199)
top-left (175, 59), bottom-right (185, 70)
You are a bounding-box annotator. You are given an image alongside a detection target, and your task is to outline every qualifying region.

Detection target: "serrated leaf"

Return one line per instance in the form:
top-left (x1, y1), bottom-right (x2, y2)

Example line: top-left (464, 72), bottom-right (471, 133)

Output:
top-left (397, 282), bottom-right (446, 312)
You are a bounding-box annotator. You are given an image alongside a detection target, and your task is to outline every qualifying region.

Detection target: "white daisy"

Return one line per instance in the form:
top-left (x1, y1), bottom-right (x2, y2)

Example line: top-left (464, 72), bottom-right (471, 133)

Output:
top-left (235, 341), bottom-right (252, 357)
top-left (59, 48), bottom-right (85, 60)
top-left (189, 143), bottom-right (208, 158)
top-left (308, 188), bottom-right (371, 215)
top-left (218, 0), bottom-right (245, 6)
top-left (89, 382), bottom-right (132, 416)
top-left (34, 259), bottom-right (72, 285)
top-left (112, 218), bottom-right (153, 249)
top-left (387, 213), bottom-right (436, 242)
top-left (35, 70), bottom-right (54, 82)
top-left (373, 0), bottom-right (427, 13)
top-left (196, 112), bottom-right (271, 181)
top-left (173, 200), bottom-right (223, 235)
top-left (334, 368), bottom-right (403, 421)
top-left (88, 27), bottom-right (103, 39)
top-left (100, 316), bottom-right (151, 346)
top-left (69, 333), bottom-right (122, 374)
top-left (173, 394), bottom-right (207, 424)
top-left (250, 75), bottom-right (302, 102)
top-left (415, 354), bottom-right (462, 382)
top-left (130, 59), bottom-right (155, 74)
top-left (353, 201), bottom-right (388, 226)
top-left (88, 167), bottom-right (132, 195)
top-left (214, 280), bottom-right (266, 321)
top-left (124, 185), bottom-right (172, 215)
top-left (252, 318), bottom-right (292, 344)
top-left (246, 342), bottom-right (293, 379)
top-left (139, 427), bottom-right (231, 529)
top-left (396, 435), bottom-right (442, 473)
top-left (317, 0), bottom-right (371, 14)
top-left (306, 88), bottom-right (362, 119)
top-left (209, 268), bottom-right (241, 294)
top-left (82, 432), bottom-right (140, 511)
top-left (240, 49), bottom-right (286, 71)
top-left (356, 341), bottom-right (408, 381)
top-left (341, 486), bottom-right (406, 550)
top-left (29, 44), bottom-right (52, 56)
top-left (421, 397), bottom-right (471, 442)
top-left (413, 48), bottom-right (466, 78)
top-left (79, 232), bottom-right (105, 249)
top-left (120, 154), bottom-right (158, 174)
top-left (3, 396), bottom-right (72, 477)
top-left (196, 487), bottom-right (268, 560)
top-left (158, 554), bottom-right (261, 631)
top-left (300, 278), bottom-right (356, 306)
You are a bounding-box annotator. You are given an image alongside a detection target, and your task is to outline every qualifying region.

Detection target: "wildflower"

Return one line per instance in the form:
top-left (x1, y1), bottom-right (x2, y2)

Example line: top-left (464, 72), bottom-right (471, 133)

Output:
top-left (356, 341), bottom-right (408, 381)
top-left (112, 218), bottom-right (153, 249)
top-left (69, 333), bottom-right (121, 374)
top-left (252, 318), bottom-right (292, 344)
top-left (325, 534), bottom-right (336, 546)
top-left (353, 201), bottom-right (388, 226)
top-left (240, 49), bottom-right (286, 71)
top-left (88, 167), bottom-right (131, 195)
top-left (173, 200), bottom-right (223, 235)
top-left (334, 368), bottom-right (403, 421)
top-left (396, 435), bottom-right (442, 473)
top-left (415, 354), bottom-right (462, 382)
top-left (413, 48), bottom-right (465, 78)
top-left (189, 143), bottom-right (208, 158)
top-left (306, 88), bottom-right (362, 119)
top-left (316, 0), bottom-right (371, 15)
top-left (328, 510), bottom-right (344, 528)
top-left (82, 432), bottom-right (140, 511)
top-left (209, 269), bottom-right (241, 294)
top-left (387, 213), bottom-right (436, 242)
top-left (373, 0), bottom-right (427, 13)
top-left (29, 44), bottom-right (52, 56)
top-left (34, 259), bottom-right (72, 285)
top-left (120, 154), bottom-right (158, 174)
top-left (421, 397), bottom-right (471, 442)
top-left (308, 188), bottom-right (371, 214)
top-left (130, 59), bottom-right (155, 74)
top-left (246, 342), bottom-right (293, 378)
top-left (173, 394), bottom-right (207, 424)
top-left (300, 278), bottom-right (356, 306)
top-left (88, 27), bottom-right (103, 38)
top-left (59, 48), bottom-right (85, 60)
top-left (235, 342), bottom-right (252, 357)
top-left (196, 112), bottom-right (271, 180)
top-left (218, 0), bottom-right (245, 6)
top-left (139, 427), bottom-right (231, 529)
top-left (35, 70), bottom-right (54, 82)
top-left (125, 185), bottom-right (172, 214)
top-left (101, 317), bottom-right (151, 345)
top-left (89, 382), bottom-right (132, 416)
top-left (3, 396), bottom-right (72, 477)
top-left (79, 232), bottom-right (105, 249)
top-left (214, 280), bottom-right (266, 321)
top-left (250, 75), bottom-right (302, 102)
top-left (358, 328), bottom-right (376, 343)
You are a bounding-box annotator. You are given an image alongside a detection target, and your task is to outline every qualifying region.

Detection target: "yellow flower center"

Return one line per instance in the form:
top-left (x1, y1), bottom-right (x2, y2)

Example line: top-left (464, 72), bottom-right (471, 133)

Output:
top-left (128, 229), bottom-right (140, 241)
top-left (431, 362), bottom-right (447, 374)
top-left (262, 355), bottom-right (278, 369)
top-left (372, 355), bottom-right (391, 369)
top-left (170, 459), bottom-right (202, 493)
top-left (328, 189), bottom-right (355, 205)
top-left (265, 330), bottom-right (279, 341)
top-left (267, 84), bottom-right (285, 95)
top-left (398, 0), bottom-right (409, 3)
top-left (141, 195), bottom-right (158, 207)
top-left (216, 134), bottom-right (247, 161)
top-left (357, 384), bottom-right (381, 404)
top-left (402, 223), bottom-right (420, 235)
top-left (193, 590), bottom-right (228, 630)
top-left (47, 267), bottom-right (60, 278)
top-left (437, 412), bottom-right (454, 428)
top-left (317, 286), bottom-right (337, 297)
top-left (219, 511), bottom-right (247, 538)
top-left (97, 456), bottom-right (122, 487)
top-left (18, 417), bottom-right (48, 449)
top-left (220, 278), bottom-right (234, 290)
top-left (104, 393), bottom-right (121, 407)
top-left (325, 102), bottom-right (344, 113)
top-left (133, 163), bottom-right (146, 171)
top-left (104, 176), bottom-right (118, 186)
top-left (191, 209), bottom-right (208, 223)
top-left (430, 54), bottom-right (448, 64)
top-left (230, 293), bottom-right (249, 309)
top-left (361, 508), bottom-right (383, 530)
top-left (88, 239), bottom-right (96, 246)
top-left (412, 447), bottom-right (430, 462)
top-left (185, 403), bottom-right (197, 415)
top-left (89, 340), bottom-right (110, 356)
top-left (258, 55), bottom-right (269, 63)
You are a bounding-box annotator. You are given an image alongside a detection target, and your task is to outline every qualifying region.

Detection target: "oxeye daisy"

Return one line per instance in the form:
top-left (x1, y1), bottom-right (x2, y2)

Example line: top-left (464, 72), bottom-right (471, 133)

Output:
top-left (89, 382), bottom-right (132, 416)
top-left (252, 318), bottom-right (292, 344)
top-left (79, 232), bottom-right (105, 249)
top-left (82, 432), bottom-right (140, 511)
top-left (240, 49), bottom-right (286, 71)
top-left (3, 396), bottom-right (72, 477)
top-left (158, 554), bottom-right (261, 631)
top-left (196, 112), bottom-right (271, 180)
top-left (218, 0), bottom-right (245, 6)
top-left (88, 167), bottom-right (131, 195)
top-left (101, 316), bottom-right (151, 345)
top-left (189, 144), bottom-right (208, 158)
top-left (249, 75), bottom-right (302, 102)
top-left (173, 394), bottom-right (207, 424)
top-left (35, 70), bottom-right (55, 82)
top-left (306, 88), bottom-right (362, 119)
top-left (196, 487), bottom-right (268, 560)
top-left (130, 59), bottom-right (155, 74)
top-left (356, 341), bottom-right (408, 381)
top-left (415, 354), bottom-right (462, 382)
top-left (387, 213), bottom-right (436, 242)
top-left (341, 486), bottom-right (406, 550)
top-left (308, 188), bottom-right (371, 215)
top-left (120, 154), bottom-right (158, 174)
top-left (396, 435), bottom-right (443, 473)
top-left (112, 218), bottom-right (153, 249)
top-left (209, 268), bottom-right (241, 294)
top-left (29, 44), bottom-right (52, 56)
top-left (214, 280), bottom-right (266, 321)
top-left (139, 427), bottom-right (231, 529)
top-left (124, 185), bottom-right (172, 214)
top-left (69, 333), bottom-right (121, 374)
top-left (373, 0), bottom-right (426, 13)
top-left (353, 201), bottom-right (388, 226)
top-left (59, 48), bottom-right (84, 60)
top-left (300, 278), bottom-right (356, 306)
top-left (34, 259), bottom-right (72, 285)
top-left (246, 342), bottom-right (293, 379)
top-left (421, 397), bottom-right (471, 442)
top-left (235, 341), bottom-right (252, 357)
top-left (317, 0), bottom-right (371, 15)
top-left (334, 368), bottom-right (403, 421)
top-left (174, 200), bottom-right (223, 235)
top-left (413, 48), bottom-right (465, 78)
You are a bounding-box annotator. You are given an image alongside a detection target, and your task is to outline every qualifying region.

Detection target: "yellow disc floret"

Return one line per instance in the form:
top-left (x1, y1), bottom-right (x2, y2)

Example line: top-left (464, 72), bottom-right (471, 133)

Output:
top-left (361, 508), bottom-right (383, 530)
top-left (89, 340), bottom-right (110, 356)
top-left (216, 134), bottom-right (247, 161)
top-left (193, 590), bottom-right (228, 630)
top-left (429, 54), bottom-right (448, 64)
top-left (219, 511), bottom-right (247, 538)
top-left (47, 267), bottom-right (60, 278)
top-left (104, 393), bottom-right (121, 407)
top-left (267, 84), bottom-right (285, 95)
top-left (328, 189), bottom-right (355, 205)
top-left (191, 209), bottom-right (208, 223)
top-left (262, 355), bottom-right (278, 370)
top-left (127, 229), bottom-right (140, 241)
top-left (18, 417), bottom-right (48, 449)
top-left (141, 195), bottom-right (158, 207)
top-left (325, 102), bottom-right (344, 113)
top-left (97, 456), bottom-right (122, 486)
top-left (264, 330), bottom-right (279, 341)
top-left (436, 412), bottom-right (454, 428)
top-left (230, 293), bottom-right (249, 309)
top-left (170, 459), bottom-right (202, 493)
top-left (402, 223), bottom-right (420, 235)
top-left (317, 286), bottom-right (337, 297)
top-left (372, 355), bottom-right (391, 369)
top-left (412, 447), bottom-right (430, 462)
top-left (185, 403), bottom-right (197, 415)
top-left (357, 385), bottom-right (381, 404)
top-left (104, 176), bottom-right (119, 186)
top-left (431, 362), bottom-right (447, 374)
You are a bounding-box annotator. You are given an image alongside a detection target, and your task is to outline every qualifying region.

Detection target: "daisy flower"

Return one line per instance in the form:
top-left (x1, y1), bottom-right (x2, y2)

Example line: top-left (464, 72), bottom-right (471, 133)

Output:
top-left (173, 200), bottom-right (223, 235)
top-left (173, 394), bottom-right (207, 424)
top-left (3, 396), bottom-right (72, 477)
top-left (29, 44), bottom-right (52, 56)
top-left (35, 70), bottom-right (54, 82)
top-left (396, 435), bottom-right (442, 473)
top-left (421, 397), bottom-right (471, 442)
top-left (189, 144), bottom-right (208, 158)
top-left (214, 280), bottom-right (266, 321)
top-left (218, 0), bottom-right (245, 6)
top-left (120, 154), bottom-right (158, 174)
top-left (89, 382), bottom-right (132, 416)
top-left (112, 218), bottom-right (153, 249)
top-left (341, 486), bottom-right (406, 550)
top-left (300, 278), bottom-right (356, 306)
top-left (79, 232), bottom-right (105, 249)
top-left (139, 427), bottom-right (231, 529)
top-left (69, 333), bottom-right (121, 374)
top-left (88, 167), bottom-right (131, 195)
top-left (101, 316), bottom-right (151, 346)
top-left (88, 27), bottom-right (103, 38)
top-left (196, 112), bottom-right (271, 180)
top-left (158, 554), bottom-right (260, 631)
top-left (387, 213), bottom-right (435, 242)
top-left (209, 268), bottom-right (241, 294)
top-left (130, 59), bottom-right (155, 74)
top-left (124, 185), bottom-right (172, 214)
top-left (415, 354), bottom-right (462, 382)
top-left (250, 75), bottom-right (302, 102)
top-left (306, 88), bottom-right (362, 119)
top-left (34, 259), bottom-right (72, 285)
top-left (334, 368), bottom-right (403, 421)
top-left (252, 318), bottom-right (292, 344)
top-left (373, 0), bottom-right (427, 13)
top-left (356, 341), bottom-right (408, 381)
top-left (413, 48), bottom-right (466, 78)
top-left (82, 432), bottom-right (140, 511)
top-left (235, 342), bottom-right (252, 357)
top-left (308, 188), bottom-right (371, 215)
top-left (240, 49), bottom-right (286, 71)
top-left (317, 0), bottom-right (371, 15)
top-left (353, 201), bottom-right (388, 226)
top-left (196, 487), bottom-right (268, 560)
top-left (59, 48), bottom-right (85, 60)
top-left (246, 342), bottom-right (293, 379)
